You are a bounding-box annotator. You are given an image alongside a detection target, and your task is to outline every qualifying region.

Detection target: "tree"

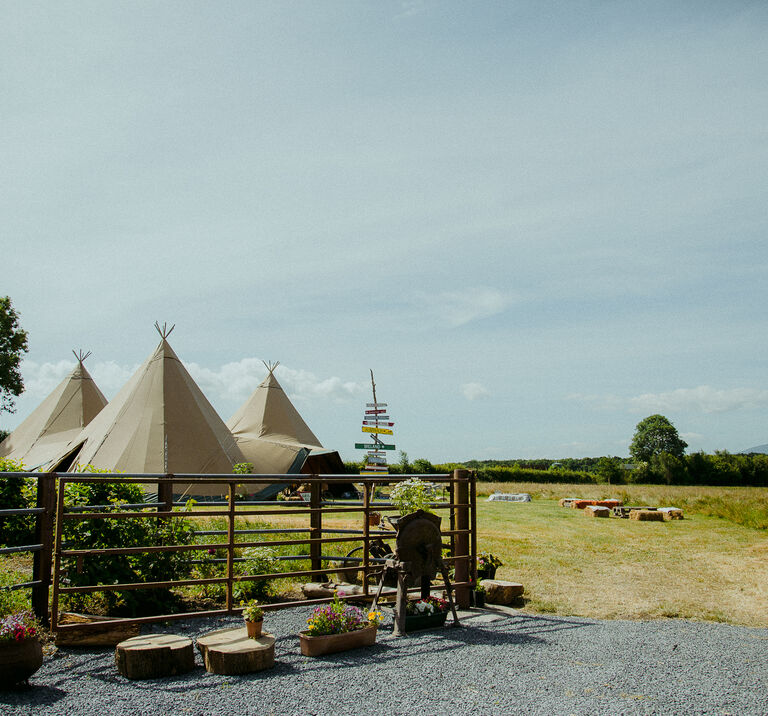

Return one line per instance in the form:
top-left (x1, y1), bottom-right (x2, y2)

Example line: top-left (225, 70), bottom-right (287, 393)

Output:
top-left (0, 297), bottom-right (29, 414)
top-left (629, 414), bottom-right (687, 463)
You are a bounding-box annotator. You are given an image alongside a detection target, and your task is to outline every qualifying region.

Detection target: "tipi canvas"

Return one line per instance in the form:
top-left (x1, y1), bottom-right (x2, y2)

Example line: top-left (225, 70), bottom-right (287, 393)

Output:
top-left (0, 352), bottom-right (107, 470)
top-left (53, 327), bottom-right (247, 496)
top-left (227, 363), bottom-right (346, 489)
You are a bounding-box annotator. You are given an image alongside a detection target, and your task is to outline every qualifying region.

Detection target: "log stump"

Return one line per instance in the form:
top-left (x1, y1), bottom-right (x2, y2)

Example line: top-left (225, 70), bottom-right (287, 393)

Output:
top-left (482, 579), bottom-right (525, 605)
top-left (115, 634), bottom-right (194, 680)
top-left (197, 627), bottom-right (275, 675)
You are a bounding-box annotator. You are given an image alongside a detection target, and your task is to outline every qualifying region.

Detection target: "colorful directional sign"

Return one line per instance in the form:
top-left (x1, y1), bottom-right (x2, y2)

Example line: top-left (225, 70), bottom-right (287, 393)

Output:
top-left (362, 426), bottom-right (393, 435)
top-left (358, 372), bottom-right (395, 474)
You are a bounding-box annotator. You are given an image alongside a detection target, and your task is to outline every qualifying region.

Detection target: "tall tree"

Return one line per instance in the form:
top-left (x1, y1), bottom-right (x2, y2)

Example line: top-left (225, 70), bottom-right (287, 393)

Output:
top-left (629, 414), bottom-right (687, 463)
top-left (0, 296), bottom-right (29, 414)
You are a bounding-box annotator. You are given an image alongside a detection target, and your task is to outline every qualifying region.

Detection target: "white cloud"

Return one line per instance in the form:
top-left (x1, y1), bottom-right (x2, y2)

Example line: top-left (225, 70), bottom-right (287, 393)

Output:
top-left (420, 287), bottom-right (512, 327)
top-left (570, 386), bottom-right (768, 415)
top-left (187, 360), bottom-right (368, 405)
top-left (461, 382), bottom-right (490, 401)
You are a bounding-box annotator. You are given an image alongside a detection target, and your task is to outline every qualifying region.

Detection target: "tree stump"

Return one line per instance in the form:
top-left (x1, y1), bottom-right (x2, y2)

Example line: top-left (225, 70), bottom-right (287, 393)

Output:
top-left (115, 634), bottom-right (195, 680)
top-left (482, 579), bottom-right (524, 605)
top-left (197, 627), bottom-right (275, 675)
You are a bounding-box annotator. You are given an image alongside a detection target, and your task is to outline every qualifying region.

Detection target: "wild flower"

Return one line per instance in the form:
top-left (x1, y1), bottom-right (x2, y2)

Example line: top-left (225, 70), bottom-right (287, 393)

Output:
top-left (405, 596), bottom-right (449, 616)
top-left (304, 592), bottom-right (378, 636)
top-left (0, 611), bottom-right (39, 644)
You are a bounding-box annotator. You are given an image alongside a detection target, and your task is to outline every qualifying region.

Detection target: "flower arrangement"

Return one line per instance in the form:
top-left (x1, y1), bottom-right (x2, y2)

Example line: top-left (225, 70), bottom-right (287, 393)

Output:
top-left (390, 478), bottom-right (437, 516)
top-left (477, 552), bottom-right (503, 571)
top-left (241, 600), bottom-right (264, 622)
top-left (304, 592), bottom-right (380, 636)
top-left (0, 611), bottom-right (40, 644)
top-left (405, 596), bottom-right (449, 616)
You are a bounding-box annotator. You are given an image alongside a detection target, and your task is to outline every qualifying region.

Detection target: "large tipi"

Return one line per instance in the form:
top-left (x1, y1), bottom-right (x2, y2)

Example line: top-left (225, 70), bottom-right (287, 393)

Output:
top-left (51, 325), bottom-right (247, 495)
top-left (0, 351), bottom-right (108, 470)
top-left (227, 362), bottom-right (346, 481)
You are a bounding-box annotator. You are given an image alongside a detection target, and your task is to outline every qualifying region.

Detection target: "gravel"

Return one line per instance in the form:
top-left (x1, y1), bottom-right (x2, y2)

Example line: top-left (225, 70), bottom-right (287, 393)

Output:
top-left (2, 606), bottom-right (767, 716)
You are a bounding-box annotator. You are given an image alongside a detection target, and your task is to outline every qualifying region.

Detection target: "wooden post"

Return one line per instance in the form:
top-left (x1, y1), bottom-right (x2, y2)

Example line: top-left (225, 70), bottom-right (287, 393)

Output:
top-left (453, 469), bottom-right (470, 608)
top-left (309, 478), bottom-right (322, 576)
top-left (226, 482), bottom-right (235, 612)
top-left (32, 474), bottom-right (56, 625)
top-left (393, 568), bottom-right (408, 637)
top-left (158, 475), bottom-right (174, 515)
top-left (470, 470), bottom-right (477, 585)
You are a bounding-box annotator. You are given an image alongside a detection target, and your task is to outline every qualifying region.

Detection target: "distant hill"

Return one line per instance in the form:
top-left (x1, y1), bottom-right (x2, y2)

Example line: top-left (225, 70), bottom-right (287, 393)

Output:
top-left (742, 444), bottom-right (768, 454)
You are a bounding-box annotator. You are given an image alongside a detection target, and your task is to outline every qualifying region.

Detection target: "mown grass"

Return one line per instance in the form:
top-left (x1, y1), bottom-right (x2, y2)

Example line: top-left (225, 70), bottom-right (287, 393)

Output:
top-left (477, 482), bottom-right (768, 627)
top-left (3, 484), bottom-right (765, 626)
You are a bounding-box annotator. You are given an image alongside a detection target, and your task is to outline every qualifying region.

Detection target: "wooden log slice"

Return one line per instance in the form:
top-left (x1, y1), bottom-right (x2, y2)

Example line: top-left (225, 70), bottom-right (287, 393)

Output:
top-left (115, 634), bottom-right (194, 680)
top-left (197, 627), bottom-right (275, 675)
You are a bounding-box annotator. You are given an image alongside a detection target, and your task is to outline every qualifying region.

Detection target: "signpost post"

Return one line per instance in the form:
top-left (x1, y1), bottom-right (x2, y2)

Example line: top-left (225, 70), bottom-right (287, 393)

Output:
top-left (357, 370), bottom-right (396, 476)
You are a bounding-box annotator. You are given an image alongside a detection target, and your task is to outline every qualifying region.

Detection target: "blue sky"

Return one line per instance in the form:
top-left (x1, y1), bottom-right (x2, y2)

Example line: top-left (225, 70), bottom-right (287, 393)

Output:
top-left (3, 1), bottom-right (767, 462)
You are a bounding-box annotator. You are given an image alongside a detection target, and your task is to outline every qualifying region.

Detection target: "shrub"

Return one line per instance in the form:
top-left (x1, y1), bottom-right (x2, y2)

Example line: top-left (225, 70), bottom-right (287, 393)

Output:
top-left (62, 476), bottom-right (195, 616)
top-left (0, 458), bottom-right (35, 547)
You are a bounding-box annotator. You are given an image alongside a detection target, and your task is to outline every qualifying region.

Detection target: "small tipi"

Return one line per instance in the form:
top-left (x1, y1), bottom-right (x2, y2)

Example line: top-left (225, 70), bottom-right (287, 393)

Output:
top-left (51, 325), bottom-right (247, 495)
top-left (0, 351), bottom-right (107, 470)
top-left (227, 362), bottom-right (346, 480)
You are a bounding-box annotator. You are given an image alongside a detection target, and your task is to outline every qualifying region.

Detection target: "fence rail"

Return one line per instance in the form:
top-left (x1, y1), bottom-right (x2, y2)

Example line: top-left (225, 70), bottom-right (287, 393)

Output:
top-left (0, 470), bottom-right (476, 633)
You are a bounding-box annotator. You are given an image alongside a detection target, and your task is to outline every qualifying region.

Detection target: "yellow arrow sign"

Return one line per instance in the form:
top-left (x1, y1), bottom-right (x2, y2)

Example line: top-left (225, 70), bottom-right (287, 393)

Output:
top-left (361, 426), bottom-right (393, 435)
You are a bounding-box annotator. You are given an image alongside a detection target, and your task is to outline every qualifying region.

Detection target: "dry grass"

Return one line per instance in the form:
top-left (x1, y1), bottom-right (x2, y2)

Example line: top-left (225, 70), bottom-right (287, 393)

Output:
top-left (477, 482), bottom-right (768, 627)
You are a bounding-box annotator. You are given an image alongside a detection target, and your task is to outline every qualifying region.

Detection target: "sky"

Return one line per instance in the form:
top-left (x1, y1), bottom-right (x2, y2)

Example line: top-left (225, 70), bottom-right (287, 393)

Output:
top-left (2, 1), bottom-right (767, 463)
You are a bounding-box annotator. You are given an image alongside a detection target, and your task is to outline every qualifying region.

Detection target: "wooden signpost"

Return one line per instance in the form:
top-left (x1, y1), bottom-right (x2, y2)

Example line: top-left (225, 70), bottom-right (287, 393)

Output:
top-left (357, 370), bottom-right (395, 476)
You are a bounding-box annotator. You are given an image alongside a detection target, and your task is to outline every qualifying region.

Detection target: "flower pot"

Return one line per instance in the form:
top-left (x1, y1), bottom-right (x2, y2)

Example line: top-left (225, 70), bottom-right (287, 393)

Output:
top-left (245, 619), bottom-right (263, 639)
top-left (472, 591), bottom-right (486, 608)
top-left (403, 611), bottom-right (448, 632)
top-left (299, 625), bottom-right (377, 657)
top-left (477, 566), bottom-right (496, 580)
top-left (0, 638), bottom-right (43, 687)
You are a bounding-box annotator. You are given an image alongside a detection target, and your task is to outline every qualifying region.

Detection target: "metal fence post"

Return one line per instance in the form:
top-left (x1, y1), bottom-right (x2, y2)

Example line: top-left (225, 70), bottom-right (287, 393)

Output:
top-left (32, 474), bottom-right (56, 625)
top-left (310, 478), bottom-right (322, 575)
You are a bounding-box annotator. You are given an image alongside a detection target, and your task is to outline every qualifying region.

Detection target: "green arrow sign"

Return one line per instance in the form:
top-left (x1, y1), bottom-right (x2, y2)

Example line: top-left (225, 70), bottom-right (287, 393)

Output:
top-left (355, 443), bottom-right (396, 450)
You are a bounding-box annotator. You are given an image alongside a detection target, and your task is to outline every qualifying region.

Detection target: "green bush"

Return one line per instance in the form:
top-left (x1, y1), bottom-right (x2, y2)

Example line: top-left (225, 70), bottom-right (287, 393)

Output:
top-left (0, 458), bottom-right (35, 547)
top-left (62, 477), bottom-right (195, 616)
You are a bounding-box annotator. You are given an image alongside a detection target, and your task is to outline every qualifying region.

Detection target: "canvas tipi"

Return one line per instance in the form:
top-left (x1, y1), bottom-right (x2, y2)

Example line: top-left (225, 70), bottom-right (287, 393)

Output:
top-left (0, 351), bottom-right (108, 470)
top-left (227, 362), bottom-right (346, 490)
top-left (51, 325), bottom-right (247, 496)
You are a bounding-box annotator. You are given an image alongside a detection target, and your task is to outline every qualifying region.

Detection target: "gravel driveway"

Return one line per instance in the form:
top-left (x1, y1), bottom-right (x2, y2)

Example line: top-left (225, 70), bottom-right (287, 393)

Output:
top-left (2, 606), bottom-right (766, 715)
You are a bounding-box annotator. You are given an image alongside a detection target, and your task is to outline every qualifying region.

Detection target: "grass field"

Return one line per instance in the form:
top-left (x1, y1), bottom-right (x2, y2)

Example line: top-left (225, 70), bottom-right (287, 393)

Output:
top-left (477, 482), bottom-right (768, 627)
top-left (2, 482), bottom-right (765, 627)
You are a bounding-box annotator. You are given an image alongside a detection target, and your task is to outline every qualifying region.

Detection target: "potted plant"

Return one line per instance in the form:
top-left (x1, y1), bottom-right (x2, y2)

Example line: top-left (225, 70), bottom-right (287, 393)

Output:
top-left (388, 478), bottom-right (437, 527)
top-left (472, 584), bottom-right (487, 608)
top-left (241, 600), bottom-right (264, 638)
top-left (477, 551), bottom-right (503, 580)
top-left (404, 595), bottom-right (450, 631)
top-left (299, 592), bottom-right (381, 657)
top-left (0, 611), bottom-right (43, 687)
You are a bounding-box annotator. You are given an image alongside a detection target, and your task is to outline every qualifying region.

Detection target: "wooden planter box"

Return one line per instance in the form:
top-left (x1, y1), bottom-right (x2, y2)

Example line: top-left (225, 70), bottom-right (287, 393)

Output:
top-left (0, 638), bottom-right (43, 687)
top-left (404, 611), bottom-right (448, 631)
top-left (299, 625), bottom-right (377, 657)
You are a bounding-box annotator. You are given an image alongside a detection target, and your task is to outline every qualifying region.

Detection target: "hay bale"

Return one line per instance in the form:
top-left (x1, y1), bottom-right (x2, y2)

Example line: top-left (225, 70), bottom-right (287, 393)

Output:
top-left (559, 498), bottom-right (579, 507)
top-left (629, 509), bottom-right (665, 521)
top-left (659, 507), bottom-right (684, 520)
top-left (584, 505), bottom-right (611, 518)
